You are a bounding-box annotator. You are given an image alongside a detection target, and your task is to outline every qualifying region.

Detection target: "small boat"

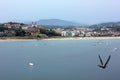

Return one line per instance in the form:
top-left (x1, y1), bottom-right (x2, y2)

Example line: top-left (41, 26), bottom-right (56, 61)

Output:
top-left (29, 62), bottom-right (34, 66)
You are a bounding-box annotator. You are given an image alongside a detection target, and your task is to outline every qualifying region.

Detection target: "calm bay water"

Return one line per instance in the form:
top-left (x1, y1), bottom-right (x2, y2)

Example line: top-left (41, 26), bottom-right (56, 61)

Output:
top-left (0, 39), bottom-right (120, 80)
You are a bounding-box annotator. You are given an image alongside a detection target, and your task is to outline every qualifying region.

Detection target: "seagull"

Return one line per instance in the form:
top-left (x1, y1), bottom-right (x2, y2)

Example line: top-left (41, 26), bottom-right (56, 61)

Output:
top-left (98, 54), bottom-right (111, 69)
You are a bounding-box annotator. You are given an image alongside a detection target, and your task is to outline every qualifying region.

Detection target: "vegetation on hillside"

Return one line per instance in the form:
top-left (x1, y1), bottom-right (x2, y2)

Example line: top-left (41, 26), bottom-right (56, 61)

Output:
top-left (0, 24), bottom-right (61, 38)
top-left (40, 28), bottom-right (61, 37)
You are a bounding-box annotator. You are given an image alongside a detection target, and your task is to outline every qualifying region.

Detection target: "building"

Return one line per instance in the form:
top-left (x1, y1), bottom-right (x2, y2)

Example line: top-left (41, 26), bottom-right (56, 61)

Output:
top-left (4, 23), bottom-right (21, 29)
top-left (54, 28), bottom-right (63, 34)
top-left (21, 26), bottom-right (29, 30)
top-left (61, 31), bottom-right (67, 37)
top-left (24, 22), bottom-right (40, 35)
top-left (4, 30), bottom-right (15, 34)
top-left (61, 31), bottom-right (76, 37)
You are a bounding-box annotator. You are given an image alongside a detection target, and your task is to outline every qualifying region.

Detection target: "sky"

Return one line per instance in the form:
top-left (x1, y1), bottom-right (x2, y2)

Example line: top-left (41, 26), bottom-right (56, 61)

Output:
top-left (0, 0), bottom-right (120, 24)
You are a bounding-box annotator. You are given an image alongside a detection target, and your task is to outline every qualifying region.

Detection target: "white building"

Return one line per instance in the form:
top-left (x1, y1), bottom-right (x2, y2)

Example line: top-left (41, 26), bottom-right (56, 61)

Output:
top-left (61, 31), bottom-right (67, 37)
top-left (22, 26), bottom-right (29, 30)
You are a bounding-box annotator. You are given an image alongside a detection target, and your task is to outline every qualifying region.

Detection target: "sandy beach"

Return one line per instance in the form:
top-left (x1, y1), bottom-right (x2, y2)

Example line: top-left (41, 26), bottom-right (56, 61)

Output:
top-left (0, 38), bottom-right (37, 42)
top-left (0, 37), bottom-right (120, 42)
top-left (43, 37), bottom-right (120, 40)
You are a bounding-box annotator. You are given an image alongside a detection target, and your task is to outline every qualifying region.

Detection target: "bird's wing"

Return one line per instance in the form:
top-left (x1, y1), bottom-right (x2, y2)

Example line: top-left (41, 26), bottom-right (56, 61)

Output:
top-left (98, 65), bottom-right (103, 68)
top-left (98, 54), bottom-right (103, 65)
top-left (104, 55), bottom-right (111, 67)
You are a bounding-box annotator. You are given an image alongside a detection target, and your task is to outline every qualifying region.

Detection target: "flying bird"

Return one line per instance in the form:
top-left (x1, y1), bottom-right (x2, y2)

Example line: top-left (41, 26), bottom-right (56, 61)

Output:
top-left (98, 54), bottom-right (111, 69)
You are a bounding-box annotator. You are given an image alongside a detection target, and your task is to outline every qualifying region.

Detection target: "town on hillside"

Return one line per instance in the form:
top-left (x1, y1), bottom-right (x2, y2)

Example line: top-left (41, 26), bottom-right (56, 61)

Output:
top-left (0, 22), bottom-right (120, 39)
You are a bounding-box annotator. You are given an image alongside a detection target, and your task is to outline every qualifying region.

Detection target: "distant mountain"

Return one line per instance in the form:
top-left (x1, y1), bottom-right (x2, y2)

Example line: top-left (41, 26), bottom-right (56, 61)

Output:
top-left (35, 19), bottom-right (81, 26)
top-left (99, 22), bottom-right (120, 26)
top-left (90, 22), bottom-right (120, 28)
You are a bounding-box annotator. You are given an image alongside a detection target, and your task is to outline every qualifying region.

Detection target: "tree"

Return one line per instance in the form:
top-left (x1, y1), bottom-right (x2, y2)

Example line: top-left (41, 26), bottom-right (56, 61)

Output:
top-left (39, 28), bottom-right (61, 37)
top-left (0, 27), bottom-right (8, 31)
top-left (15, 29), bottom-right (26, 36)
top-left (6, 33), bottom-right (15, 37)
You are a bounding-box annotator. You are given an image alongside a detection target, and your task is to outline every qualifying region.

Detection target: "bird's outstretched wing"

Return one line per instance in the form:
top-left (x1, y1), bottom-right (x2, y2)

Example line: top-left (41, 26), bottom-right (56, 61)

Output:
top-left (98, 54), bottom-right (103, 65)
top-left (98, 65), bottom-right (103, 68)
top-left (104, 55), bottom-right (111, 67)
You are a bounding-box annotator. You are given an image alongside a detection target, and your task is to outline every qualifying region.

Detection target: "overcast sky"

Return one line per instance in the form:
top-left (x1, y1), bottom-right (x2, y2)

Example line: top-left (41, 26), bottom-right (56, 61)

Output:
top-left (0, 0), bottom-right (120, 24)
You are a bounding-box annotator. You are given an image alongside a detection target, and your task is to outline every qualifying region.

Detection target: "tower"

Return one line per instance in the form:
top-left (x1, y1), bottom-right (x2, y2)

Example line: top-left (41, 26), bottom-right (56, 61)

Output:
top-left (32, 22), bottom-right (37, 27)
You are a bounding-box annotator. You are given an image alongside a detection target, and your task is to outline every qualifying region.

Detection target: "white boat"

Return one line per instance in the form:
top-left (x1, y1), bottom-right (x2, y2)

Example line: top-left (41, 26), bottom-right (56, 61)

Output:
top-left (29, 62), bottom-right (34, 66)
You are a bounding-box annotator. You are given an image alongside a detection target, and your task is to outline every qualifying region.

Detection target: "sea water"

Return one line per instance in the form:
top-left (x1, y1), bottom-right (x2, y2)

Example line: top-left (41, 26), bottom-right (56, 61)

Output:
top-left (0, 39), bottom-right (120, 80)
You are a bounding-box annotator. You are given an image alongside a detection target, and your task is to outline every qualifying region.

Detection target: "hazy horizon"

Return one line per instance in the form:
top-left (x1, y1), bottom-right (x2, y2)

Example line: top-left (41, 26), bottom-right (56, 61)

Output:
top-left (0, 0), bottom-right (120, 24)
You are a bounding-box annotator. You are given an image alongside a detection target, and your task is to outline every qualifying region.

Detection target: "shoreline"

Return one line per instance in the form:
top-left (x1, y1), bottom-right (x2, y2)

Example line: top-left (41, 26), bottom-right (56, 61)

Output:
top-left (43, 37), bottom-right (120, 40)
top-left (0, 37), bottom-right (120, 42)
top-left (0, 38), bottom-right (37, 42)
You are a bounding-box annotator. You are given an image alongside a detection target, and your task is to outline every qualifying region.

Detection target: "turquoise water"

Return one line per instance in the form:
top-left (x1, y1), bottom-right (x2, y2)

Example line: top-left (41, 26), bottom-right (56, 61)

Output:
top-left (0, 39), bottom-right (120, 80)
